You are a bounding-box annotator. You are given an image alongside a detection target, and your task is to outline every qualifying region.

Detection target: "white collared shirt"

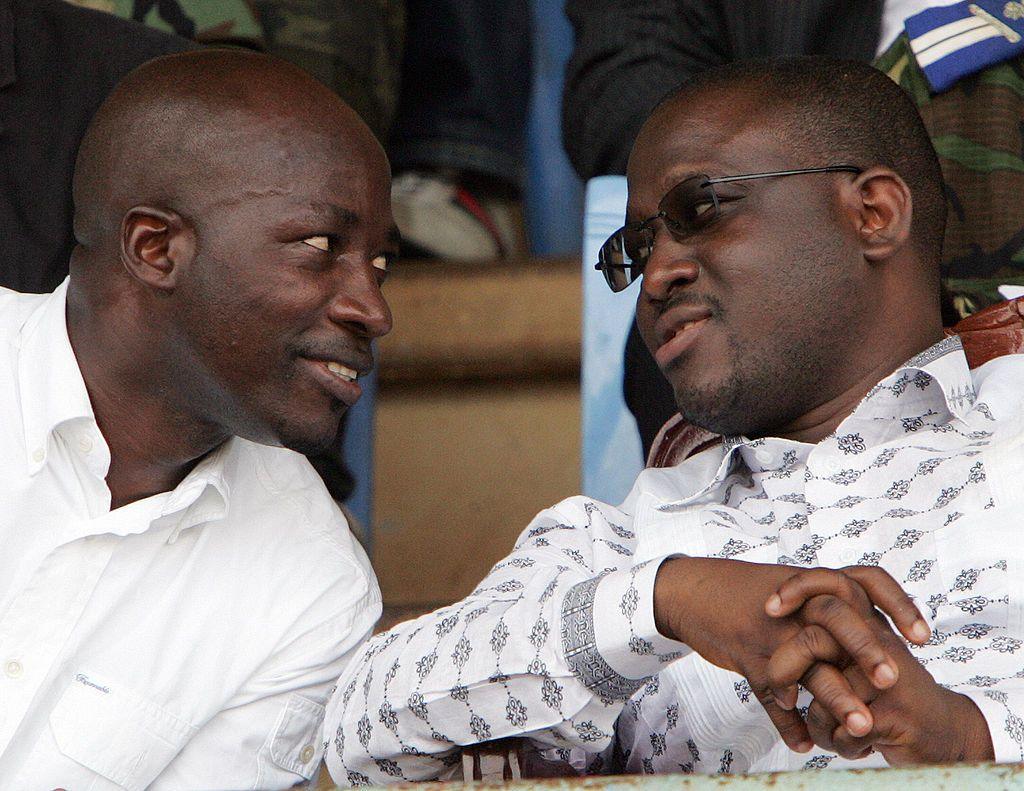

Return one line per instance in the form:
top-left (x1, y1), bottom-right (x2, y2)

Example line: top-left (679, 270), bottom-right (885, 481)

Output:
top-left (0, 281), bottom-right (382, 790)
top-left (325, 337), bottom-right (1024, 783)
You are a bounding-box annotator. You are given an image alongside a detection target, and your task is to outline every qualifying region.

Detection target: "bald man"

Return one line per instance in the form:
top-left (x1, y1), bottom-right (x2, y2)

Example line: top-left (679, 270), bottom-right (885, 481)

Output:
top-left (0, 50), bottom-right (396, 788)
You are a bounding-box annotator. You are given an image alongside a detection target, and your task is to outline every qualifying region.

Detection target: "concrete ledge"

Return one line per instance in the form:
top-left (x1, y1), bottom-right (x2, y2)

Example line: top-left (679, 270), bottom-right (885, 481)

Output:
top-left (377, 257), bottom-right (580, 383)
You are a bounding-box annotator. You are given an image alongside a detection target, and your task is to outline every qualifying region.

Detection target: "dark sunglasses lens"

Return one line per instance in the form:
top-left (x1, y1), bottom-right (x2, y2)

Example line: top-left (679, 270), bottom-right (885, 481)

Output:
top-left (599, 227), bottom-right (651, 292)
top-left (660, 175), bottom-right (717, 232)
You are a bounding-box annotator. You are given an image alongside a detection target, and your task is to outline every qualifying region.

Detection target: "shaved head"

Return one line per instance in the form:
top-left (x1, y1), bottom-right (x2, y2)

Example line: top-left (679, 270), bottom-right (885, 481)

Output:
top-left (72, 49), bottom-right (385, 262)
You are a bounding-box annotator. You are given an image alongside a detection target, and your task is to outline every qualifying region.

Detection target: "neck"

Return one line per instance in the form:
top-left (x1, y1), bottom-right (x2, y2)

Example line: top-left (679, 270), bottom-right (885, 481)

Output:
top-left (764, 324), bottom-right (947, 446)
top-left (66, 283), bottom-right (229, 509)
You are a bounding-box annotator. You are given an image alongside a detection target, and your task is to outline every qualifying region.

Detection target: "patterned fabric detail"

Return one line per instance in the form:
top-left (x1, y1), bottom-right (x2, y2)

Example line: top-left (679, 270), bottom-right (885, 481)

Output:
top-left (562, 577), bottom-right (646, 700)
top-left (903, 334), bottom-right (964, 369)
top-left (327, 340), bottom-right (1024, 781)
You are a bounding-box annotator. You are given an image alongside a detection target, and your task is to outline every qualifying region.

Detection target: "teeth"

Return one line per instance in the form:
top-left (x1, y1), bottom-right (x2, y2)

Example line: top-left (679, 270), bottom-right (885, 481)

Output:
top-left (326, 361), bottom-right (358, 382)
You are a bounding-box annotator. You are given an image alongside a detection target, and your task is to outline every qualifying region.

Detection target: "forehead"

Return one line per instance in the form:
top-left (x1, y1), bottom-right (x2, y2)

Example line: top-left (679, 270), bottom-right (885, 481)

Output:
top-left (198, 114), bottom-right (392, 222)
top-left (625, 97), bottom-right (791, 215)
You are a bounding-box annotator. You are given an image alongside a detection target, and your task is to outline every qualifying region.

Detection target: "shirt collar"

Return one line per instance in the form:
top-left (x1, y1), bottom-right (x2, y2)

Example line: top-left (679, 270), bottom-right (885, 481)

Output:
top-left (654, 336), bottom-right (974, 510)
top-left (18, 278), bottom-right (233, 539)
top-left (18, 279), bottom-right (97, 474)
top-left (863, 334), bottom-right (975, 420)
top-left (160, 439), bottom-right (234, 544)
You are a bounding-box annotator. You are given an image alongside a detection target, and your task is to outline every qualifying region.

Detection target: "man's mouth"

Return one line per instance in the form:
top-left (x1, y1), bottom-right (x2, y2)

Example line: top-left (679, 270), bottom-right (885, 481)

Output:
top-left (324, 361), bottom-right (359, 382)
top-left (299, 356), bottom-right (371, 407)
top-left (654, 308), bottom-right (713, 369)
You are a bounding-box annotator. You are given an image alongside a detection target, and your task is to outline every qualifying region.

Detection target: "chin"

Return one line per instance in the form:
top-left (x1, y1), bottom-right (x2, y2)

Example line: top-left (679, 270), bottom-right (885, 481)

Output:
top-left (279, 412), bottom-right (346, 457)
top-left (674, 379), bottom-right (759, 438)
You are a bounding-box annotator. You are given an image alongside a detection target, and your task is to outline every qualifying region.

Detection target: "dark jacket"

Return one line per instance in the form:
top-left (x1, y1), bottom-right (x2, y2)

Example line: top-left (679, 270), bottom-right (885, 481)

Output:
top-left (562, 0), bottom-right (883, 179)
top-left (0, 0), bottom-right (192, 293)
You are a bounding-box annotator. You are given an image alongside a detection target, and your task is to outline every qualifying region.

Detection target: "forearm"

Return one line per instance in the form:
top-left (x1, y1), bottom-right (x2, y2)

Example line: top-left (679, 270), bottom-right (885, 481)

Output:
top-left (323, 500), bottom-right (687, 784)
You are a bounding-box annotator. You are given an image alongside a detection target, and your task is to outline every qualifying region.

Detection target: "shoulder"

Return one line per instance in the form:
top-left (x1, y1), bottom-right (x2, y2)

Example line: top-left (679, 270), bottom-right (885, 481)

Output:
top-left (214, 440), bottom-right (379, 612)
top-left (0, 288), bottom-right (48, 339)
top-left (970, 354), bottom-right (1024, 425)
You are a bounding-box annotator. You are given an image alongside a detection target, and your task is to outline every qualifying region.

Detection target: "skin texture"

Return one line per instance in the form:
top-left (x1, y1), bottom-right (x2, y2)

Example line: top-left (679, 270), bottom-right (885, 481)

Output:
top-left (65, 50), bottom-right (397, 509)
top-left (766, 572), bottom-right (994, 764)
top-left (635, 87), bottom-right (992, 760)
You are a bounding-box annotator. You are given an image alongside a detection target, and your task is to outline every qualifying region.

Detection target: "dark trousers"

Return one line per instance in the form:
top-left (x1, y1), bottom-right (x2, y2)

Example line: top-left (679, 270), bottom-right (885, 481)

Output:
top-left (388, 0), bottom-right (532, 187)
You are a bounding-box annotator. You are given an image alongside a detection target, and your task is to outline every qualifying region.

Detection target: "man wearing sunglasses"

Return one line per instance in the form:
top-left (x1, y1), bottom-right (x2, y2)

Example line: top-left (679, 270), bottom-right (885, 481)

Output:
top-left (325, 57), bottom-right (1024, 782)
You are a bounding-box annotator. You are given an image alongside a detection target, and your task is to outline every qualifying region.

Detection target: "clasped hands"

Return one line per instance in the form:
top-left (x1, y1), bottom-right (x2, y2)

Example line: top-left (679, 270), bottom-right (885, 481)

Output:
top-left (653, 558), bottom-right (994, 765)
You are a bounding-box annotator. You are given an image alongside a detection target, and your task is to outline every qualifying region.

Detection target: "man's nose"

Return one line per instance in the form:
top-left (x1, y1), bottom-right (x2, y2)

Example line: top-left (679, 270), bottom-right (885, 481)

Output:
top-left (640, 226), bottom-right (701, 302)
top-left (327, 267), bottom-right (393, 339)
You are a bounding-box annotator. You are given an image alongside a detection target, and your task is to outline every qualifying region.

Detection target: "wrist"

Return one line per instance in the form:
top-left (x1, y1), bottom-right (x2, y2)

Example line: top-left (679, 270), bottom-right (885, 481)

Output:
top-left (950, 692), bottom-right (995, 763)
top-left (653, 556), bottom-right (709, 644)
top-left (653, 557), bottom-right (687, 642)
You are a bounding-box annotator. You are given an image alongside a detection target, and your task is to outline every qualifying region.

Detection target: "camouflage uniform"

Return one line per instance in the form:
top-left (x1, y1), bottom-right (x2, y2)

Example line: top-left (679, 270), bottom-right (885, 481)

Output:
top-left (876, 34), bottom-right (1024, 317)
top-left (63, 0), bottom-right (263, 48)
top-left (251, 1), bottom-right (403, 141)
top-left (66, 0), bottom-right (403, 145)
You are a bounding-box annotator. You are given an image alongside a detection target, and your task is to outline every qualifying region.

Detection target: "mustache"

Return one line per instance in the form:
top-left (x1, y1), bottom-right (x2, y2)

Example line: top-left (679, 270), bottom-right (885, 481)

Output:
top-left (661, 292), bottom-right (724, 317)
top-left (293, 340), bottom-right (375, 372)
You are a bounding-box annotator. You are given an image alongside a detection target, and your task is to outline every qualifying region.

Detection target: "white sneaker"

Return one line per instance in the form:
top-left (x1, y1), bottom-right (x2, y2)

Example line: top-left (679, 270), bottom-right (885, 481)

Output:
top-left (391, 170), bottom-right (523, 261)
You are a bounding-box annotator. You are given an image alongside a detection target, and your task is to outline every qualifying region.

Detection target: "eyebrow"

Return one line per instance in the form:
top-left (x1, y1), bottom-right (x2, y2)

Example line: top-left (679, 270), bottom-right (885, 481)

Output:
top-left (306, 201), bottom-right (360, 227)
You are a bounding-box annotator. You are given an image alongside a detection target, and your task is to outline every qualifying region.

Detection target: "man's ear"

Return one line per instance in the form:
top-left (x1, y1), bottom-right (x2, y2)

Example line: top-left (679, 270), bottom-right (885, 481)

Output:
top-left (846, 167), bottom-right (913, 263)
top-left (120, 205), bottom-right (196, 290)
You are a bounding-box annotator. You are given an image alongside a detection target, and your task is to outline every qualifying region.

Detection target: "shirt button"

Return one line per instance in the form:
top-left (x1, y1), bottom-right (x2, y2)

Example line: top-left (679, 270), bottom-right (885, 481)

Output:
top-left (77, 434), bottom-right (94, 454)
top-left (824, 458), bottom-right (841, 473)
top-left (32, 447), bottom-right (44, 463)
top-left (5, 660), bottom-right (23, 678)
top-left (299, 744), bottom-right (316, 764)
top-left (840, 549), bottom-right (856, 564)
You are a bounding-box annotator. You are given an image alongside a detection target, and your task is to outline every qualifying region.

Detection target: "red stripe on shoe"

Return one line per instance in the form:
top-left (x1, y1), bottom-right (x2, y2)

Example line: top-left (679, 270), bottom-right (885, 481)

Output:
top-left (454, 186), bottom-right (508, 259)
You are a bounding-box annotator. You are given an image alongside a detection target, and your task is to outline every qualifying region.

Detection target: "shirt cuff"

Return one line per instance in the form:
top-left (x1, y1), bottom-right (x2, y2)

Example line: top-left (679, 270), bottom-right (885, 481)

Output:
top-left (560, 555), bottom-right (689, 701)
top-left (960, 688), bottom-right (1024, 763)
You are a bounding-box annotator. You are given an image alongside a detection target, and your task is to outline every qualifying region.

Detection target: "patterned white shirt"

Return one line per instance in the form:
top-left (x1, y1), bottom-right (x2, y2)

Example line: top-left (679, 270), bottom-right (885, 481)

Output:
top-left (0, 281), bottom-right (382, 790)
top-left (324, 338), bottom-right (1024, 783)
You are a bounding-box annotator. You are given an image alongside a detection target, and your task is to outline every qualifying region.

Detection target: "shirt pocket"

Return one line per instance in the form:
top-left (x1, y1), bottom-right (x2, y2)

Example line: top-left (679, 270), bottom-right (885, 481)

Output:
top-left (265, 693), bottom-right (325, 781)
top-left (49, 673), bottom-right (197, 791)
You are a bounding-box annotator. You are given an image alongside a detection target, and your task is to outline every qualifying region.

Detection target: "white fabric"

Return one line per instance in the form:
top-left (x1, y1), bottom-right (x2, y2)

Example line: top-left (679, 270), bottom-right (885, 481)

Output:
top-left (0, 281), bottom-right (382, 790)
top-left (325, 338), bottom-right (1024, 783)
top-left (877, 0), bottom-right (953, 56)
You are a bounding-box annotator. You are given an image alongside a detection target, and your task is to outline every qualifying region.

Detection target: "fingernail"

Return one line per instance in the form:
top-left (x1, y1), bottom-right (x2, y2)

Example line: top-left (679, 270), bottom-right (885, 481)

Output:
top-left (874, 662), bottom-right (898, 687)
top-left (846, 711), bottom-right (870, 735)
top-left (795, 740), bottom-right (813, 753)
top-left (911, 619), bottom-right (931, 643)
top-left (766, 594), bottom-right (782, 615)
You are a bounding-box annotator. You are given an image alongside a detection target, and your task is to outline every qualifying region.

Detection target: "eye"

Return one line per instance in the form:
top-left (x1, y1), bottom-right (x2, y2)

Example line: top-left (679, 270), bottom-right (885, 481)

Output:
top-left (372, 254), bottom-right (389, 272)
top-left (302, 235), bottom-right (331, 251)
top-left (693, 200), bottom-right (716, 217)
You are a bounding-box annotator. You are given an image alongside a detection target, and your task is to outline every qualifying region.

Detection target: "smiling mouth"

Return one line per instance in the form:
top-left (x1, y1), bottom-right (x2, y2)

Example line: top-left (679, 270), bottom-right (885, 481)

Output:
top-left (655, 315), bottom-right (711, 369)
top-left (324, 361), bottom-right (359, 382)
top-left (661, 316), bottom-right (710, 347)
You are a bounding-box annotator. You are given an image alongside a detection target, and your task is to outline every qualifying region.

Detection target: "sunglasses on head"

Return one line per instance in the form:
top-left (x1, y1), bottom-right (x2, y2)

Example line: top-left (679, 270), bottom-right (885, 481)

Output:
top-left (595, 165), bottom-right (863, 292)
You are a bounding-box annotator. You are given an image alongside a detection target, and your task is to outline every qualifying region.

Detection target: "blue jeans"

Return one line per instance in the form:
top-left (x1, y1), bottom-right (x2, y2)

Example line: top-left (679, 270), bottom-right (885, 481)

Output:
top-left (388, 0), bottom-right (532, 187)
